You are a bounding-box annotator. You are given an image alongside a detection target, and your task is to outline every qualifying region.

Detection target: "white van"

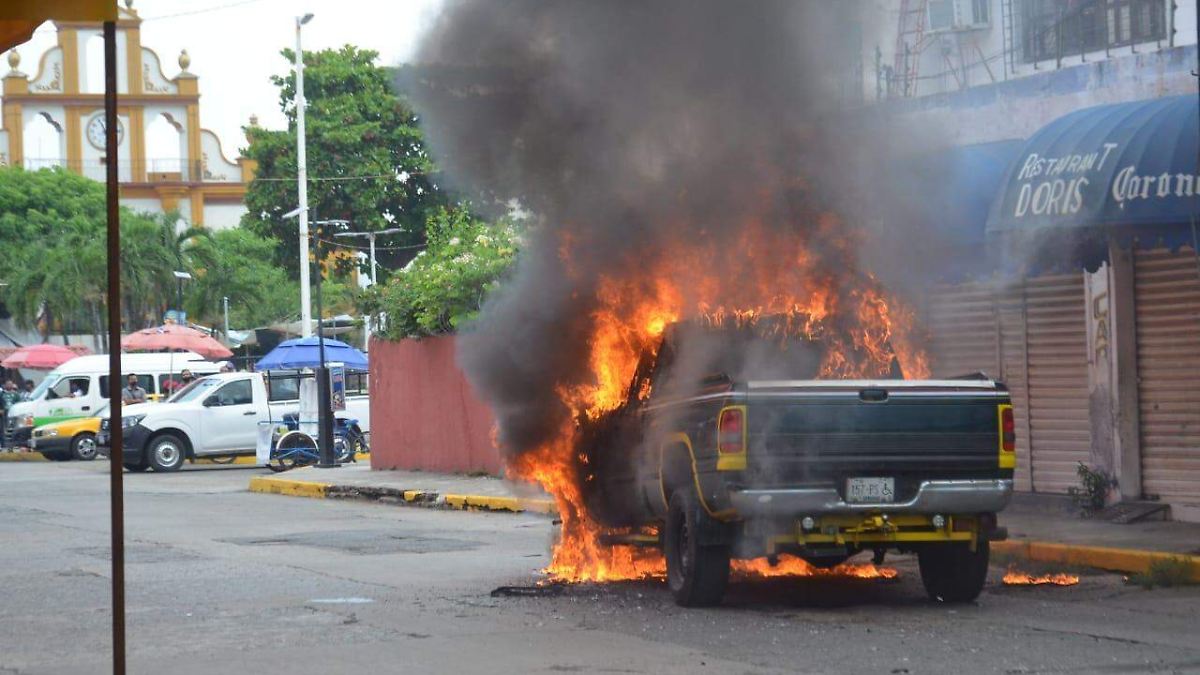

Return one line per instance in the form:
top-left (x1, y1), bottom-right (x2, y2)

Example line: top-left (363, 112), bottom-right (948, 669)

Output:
top-left (5, 352), bottom-right (219, 446)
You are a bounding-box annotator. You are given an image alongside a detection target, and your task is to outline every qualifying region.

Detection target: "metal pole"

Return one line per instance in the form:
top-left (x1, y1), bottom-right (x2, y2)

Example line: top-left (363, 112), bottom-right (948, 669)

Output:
top-left (223, 296), bottom-right (230, 341)
top-left (369, 233), bottom-right (379, 286)
top-left (295, 16), bottom-right (313, 338)
top-left (313, 221), bottom-right (336, 468)
top-left (103, 19), bottom-right (126, 675)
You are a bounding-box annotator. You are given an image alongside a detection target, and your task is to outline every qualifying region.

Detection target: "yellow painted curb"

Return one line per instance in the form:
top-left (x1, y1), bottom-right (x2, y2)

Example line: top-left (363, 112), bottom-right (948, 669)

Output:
top-left (0, 452), bottom-right (48, 462)
top-left (443, 493), bottom-right (556, 514)
top-left (248, 475), bottom-right (331, 499)
top-left (994, 540), bottom-right (1200, 582)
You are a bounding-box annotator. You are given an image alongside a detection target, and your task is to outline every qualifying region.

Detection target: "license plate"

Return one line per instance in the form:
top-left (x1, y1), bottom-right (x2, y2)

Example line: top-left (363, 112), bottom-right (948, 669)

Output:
top-left (846, 477), bottom-right (895, 503)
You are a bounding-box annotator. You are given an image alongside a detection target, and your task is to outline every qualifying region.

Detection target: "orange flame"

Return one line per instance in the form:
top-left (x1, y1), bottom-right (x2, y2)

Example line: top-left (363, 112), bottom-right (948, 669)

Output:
top-left (508, 211), bottom-right (930, 583)
top-left (1002, 567), bottom-right (1080, 586)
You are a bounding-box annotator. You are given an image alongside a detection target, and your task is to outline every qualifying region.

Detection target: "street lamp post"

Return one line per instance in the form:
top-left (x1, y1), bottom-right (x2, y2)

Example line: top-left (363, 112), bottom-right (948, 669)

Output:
top-left (295, 12), bottom-right (314, 338)
top-left (334, 227), bottom-right (402, 349)
top-left (222, 296), bottom-right (230, 342)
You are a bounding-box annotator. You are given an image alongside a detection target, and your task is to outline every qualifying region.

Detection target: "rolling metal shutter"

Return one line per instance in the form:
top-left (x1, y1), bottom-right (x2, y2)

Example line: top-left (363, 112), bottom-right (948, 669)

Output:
top-left (1022, 274), bottom-right (1090, 493)
top-left (1134, 248), bottom-right (1200, 503)
top-left (926, 282), bottom-right (1000, 379)
top-left (997, 284), bottom-right (1033, 492)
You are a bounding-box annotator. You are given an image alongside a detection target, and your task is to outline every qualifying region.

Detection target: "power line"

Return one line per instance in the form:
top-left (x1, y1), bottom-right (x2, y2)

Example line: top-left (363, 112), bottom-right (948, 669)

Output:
top-left (251, 171), bottom-right (435, 183)
top-left (314, 236), bottom-right (426, 253)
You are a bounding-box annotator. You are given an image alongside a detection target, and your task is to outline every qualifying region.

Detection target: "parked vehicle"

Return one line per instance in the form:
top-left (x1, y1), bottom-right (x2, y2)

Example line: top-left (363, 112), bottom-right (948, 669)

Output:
top-left (582, 320), bottom-right (1015, 607)
top-left (29, 402), bottom-right (108, 461)
top-left (98, 372), bottom-right (369, 472)
top-left (5, 352), bottom-right (219, 448)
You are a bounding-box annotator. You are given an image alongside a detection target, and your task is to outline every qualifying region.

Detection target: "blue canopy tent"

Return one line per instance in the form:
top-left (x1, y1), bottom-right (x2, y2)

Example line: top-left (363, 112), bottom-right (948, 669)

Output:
top-left (986, 94), bottom-right (1200, 271)
top-left (254, 337), bottom-right (369, 372)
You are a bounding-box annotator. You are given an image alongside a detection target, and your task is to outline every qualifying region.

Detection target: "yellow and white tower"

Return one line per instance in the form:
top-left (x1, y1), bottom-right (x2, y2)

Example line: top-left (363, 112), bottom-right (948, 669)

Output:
top-left (0, 2), bottom-right (253, 228)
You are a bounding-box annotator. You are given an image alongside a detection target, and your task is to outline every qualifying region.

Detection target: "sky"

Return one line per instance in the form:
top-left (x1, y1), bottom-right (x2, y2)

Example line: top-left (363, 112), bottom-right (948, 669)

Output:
top-left (18, 0), bottom-right (445, 157)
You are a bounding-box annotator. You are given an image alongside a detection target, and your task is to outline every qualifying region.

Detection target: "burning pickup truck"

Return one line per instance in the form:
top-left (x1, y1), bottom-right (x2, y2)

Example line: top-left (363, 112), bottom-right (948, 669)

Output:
top-left (579, 318), bottom-right (1015, 606)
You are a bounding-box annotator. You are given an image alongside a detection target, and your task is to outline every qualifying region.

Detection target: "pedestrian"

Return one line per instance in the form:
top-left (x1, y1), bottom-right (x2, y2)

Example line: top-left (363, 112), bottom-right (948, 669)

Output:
top-left (1, 381), bottom-right (21, 450)
top-left (121, 374), bottom-right (147, 406)
top-left (180, 369), bottom-right (195, 386)
top-left (219, 361), bottom-right (234, 373)
top-left (20, 380), bottom-right (34, 401)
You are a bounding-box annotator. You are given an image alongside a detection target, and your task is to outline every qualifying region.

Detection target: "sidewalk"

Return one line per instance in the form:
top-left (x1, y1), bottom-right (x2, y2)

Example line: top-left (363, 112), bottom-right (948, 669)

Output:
top-left (249, 466), bottom-right (1200, 580)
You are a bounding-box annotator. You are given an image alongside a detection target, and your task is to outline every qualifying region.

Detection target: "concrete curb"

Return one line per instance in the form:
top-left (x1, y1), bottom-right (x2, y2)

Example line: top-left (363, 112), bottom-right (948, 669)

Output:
top-left (196, 452), bottom-right (370, 466)
top-left (248, 473), bottom-right (557, 515)
top-left (0, 452), bottom-right (47, 462)
top-left (994, 540), bottom-right (1200, 581)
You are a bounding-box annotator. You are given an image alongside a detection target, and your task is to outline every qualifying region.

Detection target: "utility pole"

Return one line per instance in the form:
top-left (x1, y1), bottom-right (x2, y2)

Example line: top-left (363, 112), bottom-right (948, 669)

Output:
top-left (222, 296), bottom-right (230, 342)
top-left (335, 227), bottom-right (402, 350)
top-left (295, 13), bottom-right (314, 338)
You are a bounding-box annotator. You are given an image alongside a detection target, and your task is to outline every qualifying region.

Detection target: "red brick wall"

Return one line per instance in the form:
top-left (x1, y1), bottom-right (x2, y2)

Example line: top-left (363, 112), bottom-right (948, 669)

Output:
top-left (368, 335), bottom-right (502, 474)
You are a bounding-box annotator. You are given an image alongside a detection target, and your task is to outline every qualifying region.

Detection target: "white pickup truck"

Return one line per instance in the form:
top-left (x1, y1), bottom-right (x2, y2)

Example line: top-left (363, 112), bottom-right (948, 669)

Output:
top-left (98, 372), bottom-right (369, 472)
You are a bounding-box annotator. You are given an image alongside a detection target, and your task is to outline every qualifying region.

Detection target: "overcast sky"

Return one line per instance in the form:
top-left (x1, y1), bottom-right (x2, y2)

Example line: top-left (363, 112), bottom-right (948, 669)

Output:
top-left (19, 0), bottom-right (444, 158)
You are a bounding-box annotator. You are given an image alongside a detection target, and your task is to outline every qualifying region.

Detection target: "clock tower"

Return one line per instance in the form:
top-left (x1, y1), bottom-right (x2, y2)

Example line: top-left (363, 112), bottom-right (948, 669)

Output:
top-left (0, 2), bottom-right (253, 228)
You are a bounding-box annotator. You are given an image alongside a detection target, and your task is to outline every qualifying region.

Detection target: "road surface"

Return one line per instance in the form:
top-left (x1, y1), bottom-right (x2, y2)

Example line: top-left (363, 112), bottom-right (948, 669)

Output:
top-left (2, 461), bottom-right (1198, 674)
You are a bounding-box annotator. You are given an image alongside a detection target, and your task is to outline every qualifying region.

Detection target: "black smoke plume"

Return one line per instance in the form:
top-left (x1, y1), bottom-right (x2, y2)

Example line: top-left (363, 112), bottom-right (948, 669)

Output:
top-left (408, 1), bottom-right (941, 459)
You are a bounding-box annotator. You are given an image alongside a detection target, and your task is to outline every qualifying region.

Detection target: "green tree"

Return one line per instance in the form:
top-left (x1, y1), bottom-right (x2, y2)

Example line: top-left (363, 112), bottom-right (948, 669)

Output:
top-left (184, 228), bottom-right (299, 328)
top-left (241, 45), bottom-right (444, 279)
top-left (369, 206), bottom-right (519, 338)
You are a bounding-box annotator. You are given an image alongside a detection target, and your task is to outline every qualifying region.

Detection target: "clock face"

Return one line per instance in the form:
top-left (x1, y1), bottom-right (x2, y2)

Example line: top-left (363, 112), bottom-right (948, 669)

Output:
top-left (85, 114), bottom-right (124, 150)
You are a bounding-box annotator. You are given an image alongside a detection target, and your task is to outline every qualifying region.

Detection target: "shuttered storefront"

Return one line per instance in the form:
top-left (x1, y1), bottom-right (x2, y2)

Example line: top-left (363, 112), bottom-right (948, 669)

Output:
top-left (1022, 274), bottom-right (1091, 493)
top-left (1133, 248), bottom-right (1200, 503)
top-left (928, 275), bottom-right (1088, 494)
top-left (925, 282), bottom-right (999, 379)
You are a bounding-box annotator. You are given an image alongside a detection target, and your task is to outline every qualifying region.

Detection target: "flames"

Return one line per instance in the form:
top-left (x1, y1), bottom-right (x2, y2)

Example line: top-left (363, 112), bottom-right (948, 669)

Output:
top-left (505, 208), bottom-right (930, 584)
top-left (1002, 568), bottom-right (1080, 586)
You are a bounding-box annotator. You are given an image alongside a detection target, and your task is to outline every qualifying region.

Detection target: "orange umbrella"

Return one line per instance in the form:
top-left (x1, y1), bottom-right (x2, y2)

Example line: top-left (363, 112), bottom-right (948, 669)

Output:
top-left (121, 324), bottom-right (233, 360)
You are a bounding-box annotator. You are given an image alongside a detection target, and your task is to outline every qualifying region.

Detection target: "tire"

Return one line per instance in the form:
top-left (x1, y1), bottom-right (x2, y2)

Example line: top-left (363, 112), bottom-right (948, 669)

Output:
top-left (270, 431), bottom-right (316, 472)
top-left (664, 490), bottom-right (730, 607)
top-left (802, 553), bottom-right (851, 569)
top-left (334, 435), bottom-right (353, 464)
top-left (70, 433), bottom-right (98, 461)
top-left (146, 433), bottom-right (187, 473)
top-left (123, 459), bottom-right (150, 473)
top-left (918, 541), bottom-right (990, 603)
top-left (44, 451), bottom-right (71, 461)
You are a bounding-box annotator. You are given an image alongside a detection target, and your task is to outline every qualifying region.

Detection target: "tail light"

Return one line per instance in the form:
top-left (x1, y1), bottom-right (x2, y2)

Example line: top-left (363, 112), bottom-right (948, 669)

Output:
top-left (717, 407), bottom-right (745, 455)
top-left (1001, 405), bottom-right (1015, 453)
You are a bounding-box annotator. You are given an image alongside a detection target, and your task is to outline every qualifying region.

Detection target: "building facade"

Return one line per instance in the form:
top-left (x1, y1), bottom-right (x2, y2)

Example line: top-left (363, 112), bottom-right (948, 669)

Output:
top-left (871, 0), bottom-right (1200, 521)
top-left (0, 3), bottom-right (252, 228)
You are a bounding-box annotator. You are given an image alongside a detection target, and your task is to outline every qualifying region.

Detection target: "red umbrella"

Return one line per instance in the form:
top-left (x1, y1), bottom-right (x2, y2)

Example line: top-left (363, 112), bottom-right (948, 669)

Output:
top-left (121, 324), bottom-right (233, 360)
top-left (1, 344), bottom-right (87, 370)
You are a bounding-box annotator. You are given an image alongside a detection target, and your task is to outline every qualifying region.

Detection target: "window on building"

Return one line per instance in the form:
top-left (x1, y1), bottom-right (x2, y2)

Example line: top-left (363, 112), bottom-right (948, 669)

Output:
top-left (1021, 0), bottom-right (1167, 63)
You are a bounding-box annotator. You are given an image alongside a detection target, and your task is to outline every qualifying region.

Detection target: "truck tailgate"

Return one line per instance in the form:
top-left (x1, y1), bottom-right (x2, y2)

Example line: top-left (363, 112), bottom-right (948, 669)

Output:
top-left (743, 380), bottom-right (1009, 492)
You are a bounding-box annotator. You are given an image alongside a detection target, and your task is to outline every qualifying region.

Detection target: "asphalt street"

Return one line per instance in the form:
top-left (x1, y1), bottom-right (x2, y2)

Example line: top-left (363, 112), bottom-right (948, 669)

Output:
top-left (2, 461), bottom-right (1199, 674)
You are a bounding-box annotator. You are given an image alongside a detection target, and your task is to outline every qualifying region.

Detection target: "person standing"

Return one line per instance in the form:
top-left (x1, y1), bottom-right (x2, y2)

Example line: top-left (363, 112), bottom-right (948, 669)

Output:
top-left (1, 381), bottom-right (21, 450)
top-left (20, 380), bottom-right (34, 401)
top-left (121, 375), bottom-right (147, 406)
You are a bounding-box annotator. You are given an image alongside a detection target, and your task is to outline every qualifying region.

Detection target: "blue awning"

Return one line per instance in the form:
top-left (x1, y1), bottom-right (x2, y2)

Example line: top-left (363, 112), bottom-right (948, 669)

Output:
top-left (987, 95), bottom-right (1200, 246)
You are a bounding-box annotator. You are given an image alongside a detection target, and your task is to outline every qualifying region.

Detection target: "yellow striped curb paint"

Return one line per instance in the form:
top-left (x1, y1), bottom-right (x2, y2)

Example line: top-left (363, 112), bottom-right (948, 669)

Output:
top-left (248, 475), bottom-right (331, 498)
top-left (247, 473), bottom-right (556, 515)
top-left (994, 540), bottom-right (1200, 581)
top-left (443, 493), bottom-right (557, 514)
top-left (0, 452), bottom-right (48, 462)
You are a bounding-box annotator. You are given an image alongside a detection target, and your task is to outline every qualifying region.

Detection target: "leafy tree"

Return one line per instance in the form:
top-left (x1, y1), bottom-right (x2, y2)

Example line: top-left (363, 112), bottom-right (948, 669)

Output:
top-left (0, 166), bottom-right (302, 343)
top-left (368, 206), bottom-right (519, 338)
top-left (241, 45), bottom-right (444, 279)
top-left (184, 228), bottom-right (299, 328)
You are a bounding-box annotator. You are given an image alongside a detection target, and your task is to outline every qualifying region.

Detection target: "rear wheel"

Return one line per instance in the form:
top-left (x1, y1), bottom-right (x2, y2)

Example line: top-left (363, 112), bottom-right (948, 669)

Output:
top-left (123, 458), bottom-right (150, 472)
top-left (71, 433), bottom-right (98, 461)
top-left (147, 434), bottom-right (186, 473)
top-left (664, 490), bottom-right (730, 607)
top-left (918, 541), bottom-right (990, 603)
